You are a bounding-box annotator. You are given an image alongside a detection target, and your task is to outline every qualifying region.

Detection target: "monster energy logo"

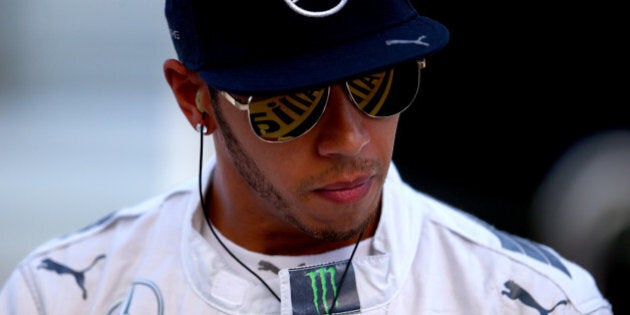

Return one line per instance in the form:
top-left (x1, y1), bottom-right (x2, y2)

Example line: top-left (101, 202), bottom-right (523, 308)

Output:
top-left (289, 261), bottom-right (360, 315)
top-left (305, 267), bottom-right (338, 314)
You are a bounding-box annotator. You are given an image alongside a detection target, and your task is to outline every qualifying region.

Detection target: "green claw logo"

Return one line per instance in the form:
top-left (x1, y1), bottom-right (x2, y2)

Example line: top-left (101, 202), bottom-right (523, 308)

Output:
top-left (305, 266), bottom-right (339, 314)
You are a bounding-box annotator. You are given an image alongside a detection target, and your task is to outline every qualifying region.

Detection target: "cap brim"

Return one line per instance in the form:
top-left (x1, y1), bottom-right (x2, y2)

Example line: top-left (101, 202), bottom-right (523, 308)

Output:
top-left (199, 15), bottom-right (449, 95)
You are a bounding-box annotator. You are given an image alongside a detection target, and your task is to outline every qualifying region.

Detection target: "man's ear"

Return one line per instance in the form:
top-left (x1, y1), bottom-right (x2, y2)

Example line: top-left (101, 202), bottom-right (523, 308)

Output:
top-left (163, 59), bottom-right (216, 134)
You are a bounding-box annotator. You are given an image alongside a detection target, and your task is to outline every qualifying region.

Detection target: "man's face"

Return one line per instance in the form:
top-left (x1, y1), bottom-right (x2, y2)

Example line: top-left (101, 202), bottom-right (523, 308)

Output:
top-left (210, 84), bottom-right (399, 243)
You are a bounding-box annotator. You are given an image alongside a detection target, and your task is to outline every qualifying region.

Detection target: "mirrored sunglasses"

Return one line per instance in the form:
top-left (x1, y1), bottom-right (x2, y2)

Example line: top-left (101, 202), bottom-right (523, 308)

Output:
top-left (220, 60), bottom-right (425, 143)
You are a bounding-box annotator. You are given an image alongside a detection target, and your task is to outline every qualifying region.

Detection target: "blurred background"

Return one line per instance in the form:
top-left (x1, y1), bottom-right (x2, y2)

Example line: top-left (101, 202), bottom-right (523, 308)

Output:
top-left (1, 0), bottom-right (628, 313)
top-left (0, 0), bottom-right (214, 286)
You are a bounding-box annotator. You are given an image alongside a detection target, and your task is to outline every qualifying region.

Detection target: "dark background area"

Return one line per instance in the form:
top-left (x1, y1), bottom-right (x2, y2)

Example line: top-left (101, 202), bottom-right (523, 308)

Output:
top-left (397, 0), bottom-right (628, 236)
top-left (394, 0), bottom-right (628, 312)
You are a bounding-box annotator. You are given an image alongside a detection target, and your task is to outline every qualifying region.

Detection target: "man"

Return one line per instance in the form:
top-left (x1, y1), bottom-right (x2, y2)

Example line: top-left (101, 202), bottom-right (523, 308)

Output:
top-left (0, 0), bottom-right (613, 314)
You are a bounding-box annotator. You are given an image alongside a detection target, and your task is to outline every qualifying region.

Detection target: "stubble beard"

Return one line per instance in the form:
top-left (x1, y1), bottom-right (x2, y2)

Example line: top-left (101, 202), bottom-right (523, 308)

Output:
top-left (211, 97), bottom-right (378, 242)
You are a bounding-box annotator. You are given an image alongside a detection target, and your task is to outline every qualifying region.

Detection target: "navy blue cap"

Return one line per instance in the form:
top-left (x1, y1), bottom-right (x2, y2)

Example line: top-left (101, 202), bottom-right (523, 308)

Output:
top-left (165, 0), bottom-right (449, 94)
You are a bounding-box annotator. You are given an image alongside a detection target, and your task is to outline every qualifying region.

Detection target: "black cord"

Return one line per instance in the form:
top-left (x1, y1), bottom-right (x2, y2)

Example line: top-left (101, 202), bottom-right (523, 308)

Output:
top-left (197, 115), bottom-right (281, 301)
top-left (196, 114), bottom-right (364, 312)
top-left (329, 227), bottom-right (365, 314)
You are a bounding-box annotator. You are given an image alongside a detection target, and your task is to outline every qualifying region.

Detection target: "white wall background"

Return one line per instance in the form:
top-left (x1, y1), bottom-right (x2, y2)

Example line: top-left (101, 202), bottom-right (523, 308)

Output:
top-left (0, 0), bottom-right (214, 285)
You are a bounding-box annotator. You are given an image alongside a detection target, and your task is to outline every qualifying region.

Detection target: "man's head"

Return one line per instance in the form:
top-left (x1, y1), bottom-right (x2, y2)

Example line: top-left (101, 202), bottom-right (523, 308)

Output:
top-left (162, 0), bottom-right (449, 250)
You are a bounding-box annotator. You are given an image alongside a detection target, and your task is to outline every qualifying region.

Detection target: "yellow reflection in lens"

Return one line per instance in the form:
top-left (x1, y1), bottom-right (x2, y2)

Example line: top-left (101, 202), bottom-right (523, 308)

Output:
top-left (347, 69), bottom-right (394, 116)
top-left (248, 88), bottom-right (328, 142)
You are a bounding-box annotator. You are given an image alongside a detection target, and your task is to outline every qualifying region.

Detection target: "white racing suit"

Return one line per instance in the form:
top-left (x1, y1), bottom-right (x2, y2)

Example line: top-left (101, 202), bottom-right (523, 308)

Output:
top-left (0, 157), bottom-right (613, 314)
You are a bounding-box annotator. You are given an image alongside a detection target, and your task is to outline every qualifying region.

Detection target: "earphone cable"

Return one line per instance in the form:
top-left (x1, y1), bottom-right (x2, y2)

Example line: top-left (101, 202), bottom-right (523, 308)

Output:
top-left (197, 114), bottom-right (281, 301)
top-left (329, 227), bottom-right (364, 314)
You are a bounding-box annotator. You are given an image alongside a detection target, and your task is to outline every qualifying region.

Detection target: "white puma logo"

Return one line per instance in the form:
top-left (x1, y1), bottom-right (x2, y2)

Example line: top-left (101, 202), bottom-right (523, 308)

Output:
top-left (385, 35), bottom-right (430, 46)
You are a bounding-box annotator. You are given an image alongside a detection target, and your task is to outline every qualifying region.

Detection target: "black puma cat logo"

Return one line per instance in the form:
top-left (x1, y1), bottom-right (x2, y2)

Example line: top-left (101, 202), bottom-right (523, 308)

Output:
top-left (38, 254), bottom-right (106, 300)
top-left (502, 280), bottom-right (567, 314)
top-left (258, 260), bottom-right (280, 274)
top-left (258, 260), bottom-right (306, 275)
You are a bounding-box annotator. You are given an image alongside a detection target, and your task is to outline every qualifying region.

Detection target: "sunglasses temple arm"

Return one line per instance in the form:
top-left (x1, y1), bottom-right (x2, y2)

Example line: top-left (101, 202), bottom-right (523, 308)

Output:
top-left (220, 91), bottom-right (251, 110)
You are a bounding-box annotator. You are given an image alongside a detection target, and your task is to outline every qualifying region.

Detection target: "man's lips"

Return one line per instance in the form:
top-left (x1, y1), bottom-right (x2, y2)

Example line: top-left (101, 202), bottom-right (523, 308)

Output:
top-left (314, 176), bottom-right (373, 204)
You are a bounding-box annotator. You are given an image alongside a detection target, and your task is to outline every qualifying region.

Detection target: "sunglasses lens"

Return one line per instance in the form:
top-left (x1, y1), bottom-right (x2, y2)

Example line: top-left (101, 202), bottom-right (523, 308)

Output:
top-left (247, 88), bottom-right (328, 142)
top-left (347, 61), bottom-right (421, 117)
top-left (236, 61), bottom-right (420, 142)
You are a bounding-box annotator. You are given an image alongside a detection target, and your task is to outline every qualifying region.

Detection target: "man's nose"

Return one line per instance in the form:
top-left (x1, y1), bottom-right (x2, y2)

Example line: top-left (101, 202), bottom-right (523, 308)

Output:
top-left (315, 84), bottom-right (370, 157)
